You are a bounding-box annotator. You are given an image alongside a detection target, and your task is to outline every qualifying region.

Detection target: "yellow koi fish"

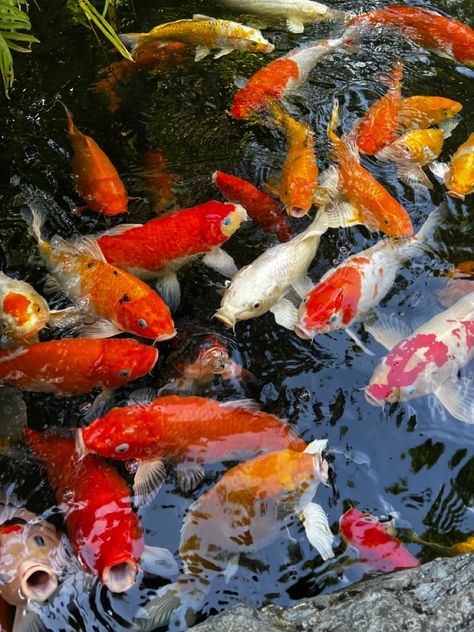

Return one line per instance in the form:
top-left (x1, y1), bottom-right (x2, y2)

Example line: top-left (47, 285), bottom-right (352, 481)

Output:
top-left (431, 131), bottom-right (474, 199)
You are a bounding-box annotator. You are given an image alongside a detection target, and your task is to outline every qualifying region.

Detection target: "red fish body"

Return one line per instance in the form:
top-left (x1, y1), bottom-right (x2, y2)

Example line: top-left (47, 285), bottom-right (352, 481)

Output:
top-left (0, 338), bottom-right (157, 395)
top-left (212, 171), bottom-right (293, 241)
top-left (24, 429), bottom-right (144, 593)
top-left (340, 508), bottom-right (420, 573)
top-left (65, 109), bottom-right (128, 216)
top-left (347, 6), bottom-right (474, 68)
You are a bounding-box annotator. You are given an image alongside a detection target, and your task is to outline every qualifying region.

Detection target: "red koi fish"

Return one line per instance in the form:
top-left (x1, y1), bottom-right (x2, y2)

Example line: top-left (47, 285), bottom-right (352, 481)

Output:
top-left (25, 429), bottom-right (177, 593)
top-left (212, 171), bottom-right (293, 242)
top-left (95, 201), bottom-right (247, 310)
top-left (351, 61), bottom-right (404, 155)
top-left (365, 290), bottom-right (474, 423)
top-left (142, 151), bottom-right (178, 211)
top-left (77, 394), bottom-right (306, 498)
top-left (65, 108), bottom-right (129, 216)
top-left (0, 338), bottom-right (157, 396)
top-left (340, 508), bottom-right (420, 573)
top-left (231, 36), bottom-right (346, 119)
top-left (346, 6), bottom-right (474, 68)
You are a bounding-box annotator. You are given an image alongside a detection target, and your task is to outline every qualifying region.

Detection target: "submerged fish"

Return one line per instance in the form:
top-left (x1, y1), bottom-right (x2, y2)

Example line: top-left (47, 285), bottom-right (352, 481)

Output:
top-left (231, 37), bottom-right (346, 119)
top-left (346, 6), bottom-right (474, 68)
top-left (217, 0), bottom-right (337, 33)
top-left (215, 206), bottom-right (344, 330)
top-left (76, 394), bottom-right (306, 497)
top-left (25, 429), bottom-right (177, 594)
top-left (120, 14), bottom-right (274, 62)
top-left (340, 508), bottom-right (420, 573)
top-left (65, 108), bottom-right (129, 216)
top-left (133, 439), bottom-right (333, 630)
top-left (212, 171), bottom-right (293, 242)
top-left (268, 105), bottom-right (319, 218)
top-left (351, 61), bottom-right (404, 155)
top-left (23, 207), bottom-right (175, 340)
top-left (142, 151), bottom-right (179, 211)
top-left (0, 338), bottom-right (158, 396)
top-left (397, 96), bottom-right (463, 131)
top-left (295, 205), bottom-right (446, 345)
top-left (365, 291), bottom-right (474, 423)
top-left (431, 132), bottom-right (474, 199)
top-left (320, 99), bottom-right (413, 238)
top-left (96, 201), bottom-right (247, 310)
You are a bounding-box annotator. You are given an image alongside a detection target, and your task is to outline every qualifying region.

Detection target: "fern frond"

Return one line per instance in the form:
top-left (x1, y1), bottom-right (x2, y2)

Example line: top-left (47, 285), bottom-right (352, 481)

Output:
top-left (0, 0), bottom-right (38, 96)
top-left (77, 0), bottom-right (133, 62)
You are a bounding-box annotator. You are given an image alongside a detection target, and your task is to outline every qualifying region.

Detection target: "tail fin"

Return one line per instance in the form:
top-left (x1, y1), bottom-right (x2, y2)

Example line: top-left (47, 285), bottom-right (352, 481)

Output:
top-left (21, 205), bottom-right (45, 246)
top-left (64, 105), bottom-right (76, 135)
top-left (439, 118), bottom-right (459, 139)
top-left (327, 98), bottom-right (341, 144)
top-left (416, 203), bottom-right (448, 243)
top-left (136, 580), bottom-right (206, 631)
top-left (118, 32), bottom-right (142, 53)
top-left (382, 59), bottom-right (404, 93)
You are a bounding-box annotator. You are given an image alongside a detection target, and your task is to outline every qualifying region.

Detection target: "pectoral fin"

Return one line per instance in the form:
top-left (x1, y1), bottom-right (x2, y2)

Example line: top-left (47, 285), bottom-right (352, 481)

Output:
top-left (176, 462), bottom-right (205, 494)
top-left (214, 48), bottom-right (233, 59)
top-left (78, 318), bottom-right (122, 339)
top-left (286, 18), bottom-right (305, 33)
top-left (429, 160), bottom-right (450, 182)
top-left (141, 545), bottom-right (178, 578)
top-left (398, 165), bottom-right (433, 191)
top-left (202, 248), bottom-right (237, 277)
top-left (195, 45), bottom-right (210, 61)
top-left (270, 298), bottom-right (299, 330)
top-left (291, 275), bottom-right (314, 299)
top-left (49, 306), bottom-right (89, 329)
top-left (13, 607), bottom-right (46, 632)
top-left (133, 459), bottom-right (167, 504)
top-left (435, 378), bottom-right (474, 424)
top-left (156, 272), bottom-right (181, 312)
top-left (364, 313), bottom-right (412, 350)
top-left (223, 554), bottom-right (240, 583)
top-left (301, 502), bottom-right (334, 560)
top-left (345, 326), bottom-right (374, 356)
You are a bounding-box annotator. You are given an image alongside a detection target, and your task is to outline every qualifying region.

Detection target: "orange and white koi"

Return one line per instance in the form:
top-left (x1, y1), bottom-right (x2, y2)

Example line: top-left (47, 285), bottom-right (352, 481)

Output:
top-left (136, 439), bottom-right (333, 630)
top-left (431, 132), bottom-right (474, 199)
top-left (0, 272), bottom-right (49, 345)
top-left (119, 14), bottom-right (274, 63)
top-left (397, 96), bottom-right (463, 130)
top-left (321, 99), bottom-right (413, 238)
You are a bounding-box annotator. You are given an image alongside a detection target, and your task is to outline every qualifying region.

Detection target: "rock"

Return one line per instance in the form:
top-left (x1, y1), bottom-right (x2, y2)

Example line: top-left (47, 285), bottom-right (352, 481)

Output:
top-left (193, 555), bottom-right (474, 631)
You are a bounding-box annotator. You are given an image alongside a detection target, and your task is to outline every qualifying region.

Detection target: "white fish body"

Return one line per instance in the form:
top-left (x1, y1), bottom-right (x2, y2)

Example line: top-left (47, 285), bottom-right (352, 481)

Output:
top-left (0, 272), bottom-right (50, 341)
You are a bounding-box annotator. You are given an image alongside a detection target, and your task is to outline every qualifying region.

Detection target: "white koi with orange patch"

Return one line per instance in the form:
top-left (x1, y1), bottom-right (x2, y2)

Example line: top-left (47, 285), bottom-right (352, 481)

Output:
top-left (0, 272), bottom-right (50, 344)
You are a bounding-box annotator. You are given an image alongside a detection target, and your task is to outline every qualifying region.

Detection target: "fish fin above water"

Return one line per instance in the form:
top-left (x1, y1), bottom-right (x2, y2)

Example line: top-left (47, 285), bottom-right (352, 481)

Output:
top-left (48, 306), bottom-right (88, 329)
top-left (365, 313), bottom-right (412, 350)
top-left (71, 236), bottom-right (108, 262)
top-left (195, 45), bottom-right (211, 62)
top-left (100, 223), bottom-right (142, 237)
top-left (220, 399), bottom-right (260, 412)
top-left (324, 201), bottom-right (361, 230)
top-left (129, 387), bottom-right (158, 406)
top-left (141, 545), bottom-right (179, 578)
top-left (202, 248), bottom-right (237, 277)
top-left (136, 581), bottom-right (203, 631)
top-left (429, 160), bottom-right (450, 182)
top-left (133, 459), bottom-right (167, 505)
top-left (398, 165), bottom-right (433, 191)
top-left (192, 14), bottom-right (214, 21)
top-left (301, 502), bottom-right (334, 561)
top-left (435, 378), bottom-right (474, 424)
top-left (176, 462), bottom-right (205, 494)
top-left (270, 297), bottom-right (299, 330)
top-left (345, 326), bottom-right (374, 356)
top-left (13, 607), bottom-right (46, 632)
top-left (286, 18), bottom-right (305, 33)
top-left (439, 118), bottom-right (459, 139)
top-left (118, 32), bottom-right (142, 53)
top-left (78, 317), bottom-right (122, 339)
top-left (304, 438), bottom-right (328, 455)
top-left (156, 271), bottom-right (181, 313)
top-left (214, 48), bottom-right (233, 59)
top-left (291, 275), bottom-right (314, 299)
top-left (223, 554), bottom-right (240, 583)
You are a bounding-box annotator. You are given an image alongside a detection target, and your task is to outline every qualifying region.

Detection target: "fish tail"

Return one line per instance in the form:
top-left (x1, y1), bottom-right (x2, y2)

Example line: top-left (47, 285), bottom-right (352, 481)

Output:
top-left (21, 205), bottom-right (45, 247)
top-left (383, 59), bottom-right (404, 91)
top-left (327, 98), bottom-right (340, 144)
top-left (63, 105), bottom-right (76, 135)
top-left (415, 202), bottom-right (448, 245)
top-left (118, 32), bottom-right (143, 53)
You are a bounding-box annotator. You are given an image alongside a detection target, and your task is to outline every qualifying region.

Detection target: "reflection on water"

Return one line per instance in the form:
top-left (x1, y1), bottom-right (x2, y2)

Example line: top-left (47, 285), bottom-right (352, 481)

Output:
top-left (0, 0), bottom-right (473, 630)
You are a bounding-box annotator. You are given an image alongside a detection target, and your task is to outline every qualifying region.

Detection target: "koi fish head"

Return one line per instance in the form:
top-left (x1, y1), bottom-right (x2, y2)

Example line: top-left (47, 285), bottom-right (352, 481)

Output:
top-left (370, 200), bottom-right (414, 238)
top-left (215, 274), bottom-right (277, 328)
top-left (115, 294), bottom-right (175, 341)
top-left (296, 267), bottom-right (362, 338)
top-left (100, 340), bottom-right (158, 387)
top-left (2, 289), bottom-right (50, 340)
top-left (219, 203), bottom-right (248, 238)
top-left (227, 24), bottom-right (274, 55)
top-left (281, 177), bottom-right (315, 218)
top-left (339, 507), bottom-right (393, 547)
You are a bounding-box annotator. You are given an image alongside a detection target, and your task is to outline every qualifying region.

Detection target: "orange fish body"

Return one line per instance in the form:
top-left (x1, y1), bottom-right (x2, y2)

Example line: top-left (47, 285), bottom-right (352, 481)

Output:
top-left (142, 151), bottom-right (178, 211)
top-left (352, 61), bottom-right (404, 155)
top-left (443, 132), bottom-right (474, 199)
top-left (0, 338), bottom-right (157, 395)
top-left (212, 171), bottom-right (293, 241)
top-left (340, 508), bottom-right (420, 573)
top-left (347, 6), bottom-right (474, 67)
top-left (24, 429), bottom-right (144, 593)
top-left (66, 109), bottom-right (128, 216)
top-left (398, 96), bottom-right (462, 130)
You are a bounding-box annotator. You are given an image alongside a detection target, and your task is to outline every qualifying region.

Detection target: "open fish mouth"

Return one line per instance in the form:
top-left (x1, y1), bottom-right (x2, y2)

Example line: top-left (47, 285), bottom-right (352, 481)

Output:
top-left (293, 323), bottom-right (313, 340)
top-left (364, 389), bottom-right (385, 407)
top-left (102, 559), bottom-right (137, 593)
top-left (21, 563), bottom-right (58, 602)
top-left (214, 310), bottom-right (236, 329)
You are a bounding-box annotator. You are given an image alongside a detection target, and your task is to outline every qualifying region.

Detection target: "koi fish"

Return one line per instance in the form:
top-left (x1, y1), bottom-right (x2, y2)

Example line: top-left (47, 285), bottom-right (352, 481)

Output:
top-left (0, 338), bottom-right (158, 396)
top-left (212, 171), bottom-right (293, 242)
top-left (397, 96), bottom-right (463, 130)
top-left (65, 108), bottom-right (129, 216)
top-left (95, 201), bottom-right (247, 311)
top-left (215, 205), bottom-right (344, 330)
top-left (0, 597), bottom-right (13, 632)
top-left (320, 99), bottom-right (413, 238)
top-left (365, 291), bottom-right (474, 423)
top-left (134, 439), bottom-right (333, 630)
top-left (340, 508), bottom-right (419, 573)
top-left (24, 207), bottom-right (175, 340)
top-left (76, 393), bottom-right (306, 498)
top-left (231, 36), bottom-right (346, 119)
top-left (24, 429), bottom-right (177, 593)
top-left (431, 132), bottom-right (474, 199)
top-left (295, 205), bottom-right (446, 346)
top-left (119, 14), bottom-right (274, 63)
top-left (142, 151), bottom-right (179, 211)
top-left (268, 105), bottom-right (319, 218)
top-left (350, 61), bottom-right (404, 155)
top-left (346, 6), bottom-right (474, 68)
top-left (217, 0), bottom-right (341, 33)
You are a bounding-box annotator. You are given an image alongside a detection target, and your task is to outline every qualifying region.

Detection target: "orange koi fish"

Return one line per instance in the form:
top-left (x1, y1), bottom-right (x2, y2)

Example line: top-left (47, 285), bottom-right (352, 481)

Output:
top-left (346, 6), bottom-right (474, 68)
top-left (136, 439), bottom-right (333, 630)
top-left (25, 429), bottom-right (177, 593)
top-left (431, 132), bottom-right (474, 199)
top-left (77, 394), bottom-right (306, 497)
top-left (398, 96), bottom-right (463, 130)
top-left (322, 99), bottom-right (413, 238)
top-left (24, 207), bottom-right (175, 340)
top-left (65, 108), bottom-right (130, 216)
top-left (269, 105), bottom-right (319, 218)
top-left (212, 171), bottom-right (293, 242)
top-left (0, 338), bottom-right (157, 395)
top-left (340, 508), bottom-right (419, 573)
top-left (351, 61), bottom-right (404, 155)
top-left (141, 151), bottom-right (178, 211)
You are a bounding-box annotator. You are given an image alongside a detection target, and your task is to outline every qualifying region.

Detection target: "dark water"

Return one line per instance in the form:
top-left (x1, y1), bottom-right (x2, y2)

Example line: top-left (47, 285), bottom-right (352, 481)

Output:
top-left (0, 0), bottom-right (473, 629)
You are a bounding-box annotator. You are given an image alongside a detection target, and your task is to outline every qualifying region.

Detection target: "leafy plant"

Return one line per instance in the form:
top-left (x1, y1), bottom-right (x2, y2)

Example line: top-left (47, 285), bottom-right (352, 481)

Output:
top-left (76, 0), bottom-right (132, 61)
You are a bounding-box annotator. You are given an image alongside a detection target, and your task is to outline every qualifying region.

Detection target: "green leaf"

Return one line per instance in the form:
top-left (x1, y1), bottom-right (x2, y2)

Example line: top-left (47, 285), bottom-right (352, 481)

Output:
top-left (77, 0), bottom-right (133, 62)
top-left (0, 33), bottom-right (13, 95)
top-left (0, 31), bottom-right (39, 42)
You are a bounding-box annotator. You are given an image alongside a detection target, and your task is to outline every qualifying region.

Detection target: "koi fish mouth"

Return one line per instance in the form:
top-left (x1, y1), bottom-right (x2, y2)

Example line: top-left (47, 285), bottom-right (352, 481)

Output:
top-left (364, 388), bottom-right (385, 407)
top-left (155, 329), bottom-right (177, 343)
top-left (102, 559), bottom-right (138, 593)
top-left (293, 323), bottom-right (313, 340)
top-left (214, 309), bottom-right (236, 330)
top-left (20, 562), bottom-right (58, 602)
top-left (448, 190), bottom-right (466, 200)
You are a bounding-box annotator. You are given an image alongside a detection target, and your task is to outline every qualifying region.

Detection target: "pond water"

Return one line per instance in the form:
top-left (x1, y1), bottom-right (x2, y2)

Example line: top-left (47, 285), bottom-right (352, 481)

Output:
top-left (0, 0), bottom-right (473, 630)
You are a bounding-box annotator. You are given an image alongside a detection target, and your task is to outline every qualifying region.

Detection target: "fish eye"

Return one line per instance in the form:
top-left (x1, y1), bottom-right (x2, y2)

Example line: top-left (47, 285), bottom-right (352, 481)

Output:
top-left (224, 280), bottom-right (232, 288)
top-left (302, 297), bottom-right (309, 304)
top-left (33, 535), bottom-right (45, 547)
top-left (253, 301), bottom-right (261, 310)
top-left (222, 217), bottom-right (231, 225)
top-left (329, 314), bottom-right (338, 323)
top-left (115, 443), bottom-right (129, 454)
top-left (118, 369), bottom-right (131, 377)
top-left (36, 306), bottom-right (41, 313)
top-left (384, 219), bottom-right (389, 225)
top-left (137, 319), bottom-right (147, 329)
